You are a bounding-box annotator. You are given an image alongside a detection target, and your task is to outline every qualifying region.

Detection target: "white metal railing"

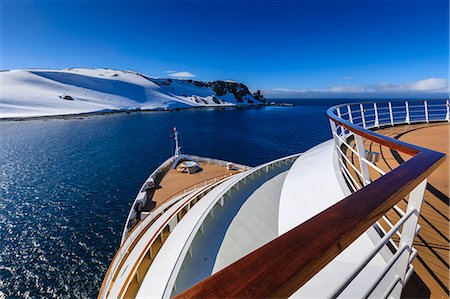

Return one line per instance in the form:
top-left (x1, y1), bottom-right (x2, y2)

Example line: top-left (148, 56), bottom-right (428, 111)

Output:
top-left (121, 155), bottom-right (250, 243)
top-left (184, 154), bottom-right (250, 171)
top-left (328, 99), bottom-right (448, 298)
top-left (121, 156), bottom-right (176, 243)
top-left (330, 99), bottom-right (448, 193)
top-left (101, 174), bottom-right (234, 299)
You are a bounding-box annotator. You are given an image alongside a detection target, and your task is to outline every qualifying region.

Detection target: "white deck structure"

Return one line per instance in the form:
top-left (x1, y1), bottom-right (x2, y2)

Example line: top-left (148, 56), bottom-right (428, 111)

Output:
top-left (134, 141), bottom-right (393, 299)
top-left (101, 100), bottom-right (448, 299)
top-left (136, 155), bottom-right (298, 298)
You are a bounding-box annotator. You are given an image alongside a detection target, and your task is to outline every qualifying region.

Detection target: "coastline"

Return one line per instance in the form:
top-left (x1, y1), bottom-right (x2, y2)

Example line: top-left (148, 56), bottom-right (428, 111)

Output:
top-left (0, 104), bottom-right (268, 122)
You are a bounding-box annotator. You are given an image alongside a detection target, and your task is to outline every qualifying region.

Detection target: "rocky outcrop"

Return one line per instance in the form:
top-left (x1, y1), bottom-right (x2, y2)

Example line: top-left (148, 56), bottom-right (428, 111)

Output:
top-left (151, 78), bottom-right (264, 105)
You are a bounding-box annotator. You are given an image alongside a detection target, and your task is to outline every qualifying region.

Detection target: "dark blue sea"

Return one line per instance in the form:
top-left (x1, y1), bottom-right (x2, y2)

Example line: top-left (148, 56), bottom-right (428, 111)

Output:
top-left (0, 99), bottom-right (348, 298)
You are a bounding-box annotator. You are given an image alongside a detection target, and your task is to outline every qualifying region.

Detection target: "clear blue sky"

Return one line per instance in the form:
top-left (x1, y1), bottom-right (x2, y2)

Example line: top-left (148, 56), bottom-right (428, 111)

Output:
top-left (1, 0), bottom-right (448, 95)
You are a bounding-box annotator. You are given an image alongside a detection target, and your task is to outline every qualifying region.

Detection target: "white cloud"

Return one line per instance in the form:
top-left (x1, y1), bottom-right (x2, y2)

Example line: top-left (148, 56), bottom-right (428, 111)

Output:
top-left (265, 77), bottom-right (449, 98)
top-left (165, 71), bottom-right (196, 78)
top-left (371, 78), bottom-right (449, 92)
top-left (328, 86), bottom-right (366, 93)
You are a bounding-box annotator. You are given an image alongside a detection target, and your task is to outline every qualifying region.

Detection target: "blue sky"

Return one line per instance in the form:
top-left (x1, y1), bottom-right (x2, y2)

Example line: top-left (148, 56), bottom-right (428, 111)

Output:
top-left (1, 0), bottom-right (448, 97)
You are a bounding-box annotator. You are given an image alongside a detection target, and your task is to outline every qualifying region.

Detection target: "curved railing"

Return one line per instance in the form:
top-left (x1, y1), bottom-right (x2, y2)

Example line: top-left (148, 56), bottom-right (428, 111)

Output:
top-left (176, 99), bottom-right (447, 298)
top-left (121, 155), bottom-right (250, 243)
top-left (100, 175), bottom-right (236, 299)
top-left (330, 99), bottom-right (448, 191)
top-left (121, 156), bottom-right (176, 243)
top-left (100, 175), bottom-right (232, 299)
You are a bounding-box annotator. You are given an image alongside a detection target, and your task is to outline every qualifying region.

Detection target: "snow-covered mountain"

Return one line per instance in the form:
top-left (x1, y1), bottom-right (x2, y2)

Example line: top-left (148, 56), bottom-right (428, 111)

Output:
top-left (0, 68), bottom-right (265, 118)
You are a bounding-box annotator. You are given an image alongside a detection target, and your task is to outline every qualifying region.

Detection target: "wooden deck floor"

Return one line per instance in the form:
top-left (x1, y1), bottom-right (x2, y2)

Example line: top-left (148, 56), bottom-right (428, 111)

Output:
top-left (148, 162), bottom-right (241, 210)
top-left (346, 123), bottom-right (449, 298)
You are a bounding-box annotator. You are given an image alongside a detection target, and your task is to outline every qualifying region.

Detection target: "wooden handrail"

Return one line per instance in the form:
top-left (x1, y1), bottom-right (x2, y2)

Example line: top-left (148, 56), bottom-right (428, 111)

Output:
top-left (175, 103), bottom-right (446, 298)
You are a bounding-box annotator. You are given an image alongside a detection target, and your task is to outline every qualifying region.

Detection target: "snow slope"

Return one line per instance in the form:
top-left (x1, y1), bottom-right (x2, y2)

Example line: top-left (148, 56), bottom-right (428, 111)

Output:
top-left (0, 68), bottom-right (265, 118)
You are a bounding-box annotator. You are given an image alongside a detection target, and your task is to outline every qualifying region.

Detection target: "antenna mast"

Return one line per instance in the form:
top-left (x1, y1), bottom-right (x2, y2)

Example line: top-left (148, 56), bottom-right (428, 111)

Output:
top-left (173, 127), bottom-right (181, 157)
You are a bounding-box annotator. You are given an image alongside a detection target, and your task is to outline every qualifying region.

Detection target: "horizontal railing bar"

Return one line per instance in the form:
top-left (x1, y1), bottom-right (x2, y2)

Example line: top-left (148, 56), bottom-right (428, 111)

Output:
top-left (340, 166), bottom-right (359, 192)
top-left (332, 132), bottom-right (360, 157)
top-left (381, 215), bottom-right (403, 240)
top-left (393, 204), bottom-right (406, 217)
top-left (404, 265), bottom-right (415, 284)
top-left (331, 209), bottom-right (417, 297)
top-left (360, 157), bottom-right (386, 176)
top-left (409, 247), bottom-right (418, 264)
top-left (363, 243), bottom-right (414, 298)
top-left (382, 275), bottom-right (404, 299)
top-left (331, 116), bottom-right (425, 156)
top-left (335, 145), bottom-right (364, 179)
top-left (337, 156), bottom-right (362, 189)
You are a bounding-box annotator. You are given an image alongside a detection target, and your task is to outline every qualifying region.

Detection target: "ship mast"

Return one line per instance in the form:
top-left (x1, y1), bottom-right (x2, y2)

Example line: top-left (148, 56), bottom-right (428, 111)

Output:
top-left (173, 127), bottom-right (181, 157)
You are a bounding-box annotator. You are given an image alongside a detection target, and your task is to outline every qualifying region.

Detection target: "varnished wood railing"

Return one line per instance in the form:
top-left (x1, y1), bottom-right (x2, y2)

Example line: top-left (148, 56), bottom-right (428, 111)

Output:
top-left (175, 100), bottom-right (446, 298)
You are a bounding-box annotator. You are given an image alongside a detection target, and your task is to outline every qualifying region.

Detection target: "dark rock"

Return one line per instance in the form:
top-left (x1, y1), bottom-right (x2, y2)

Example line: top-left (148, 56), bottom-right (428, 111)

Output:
top-left (60, 95), bottom-right (75, 101)
top-left (252, 90), bottom-right (265, 103)
top-left (193, 80), bottom-right (206, 87)
top-left (210, 81), bottom-right (228, 96)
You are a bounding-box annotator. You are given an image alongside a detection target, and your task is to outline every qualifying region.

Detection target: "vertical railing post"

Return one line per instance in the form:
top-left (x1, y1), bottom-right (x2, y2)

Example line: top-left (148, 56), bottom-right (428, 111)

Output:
top-left (360, 104), bottom-right (366, 128)
top-left (405, 101), bottom-right (410, 124)
top-left (446, 100), bottom-right (449, 122)
top-left (329, 119), bottom-right (343, 165)
top-left (336, 107), bottom-right (344, 136)
top-left (424, 100), bottom-right (429, 123)
top-left (374, 102), bottom-right (380, 128)
top-left (390, 179), bottom-right (427, 298)
top-left (388, 102), bottom-right (394, 126)
top-left (347, 105), bottom-right (353, 123)
top-left (354, 134), bottom-right (371, 186)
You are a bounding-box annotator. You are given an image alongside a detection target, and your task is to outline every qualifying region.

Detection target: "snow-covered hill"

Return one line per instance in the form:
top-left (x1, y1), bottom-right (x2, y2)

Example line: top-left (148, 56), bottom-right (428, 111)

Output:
top-left (0, 68), bottom-right (265, 118)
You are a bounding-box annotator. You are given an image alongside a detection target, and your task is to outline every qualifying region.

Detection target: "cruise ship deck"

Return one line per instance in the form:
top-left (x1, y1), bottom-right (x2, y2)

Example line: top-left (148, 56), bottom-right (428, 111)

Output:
top-left (148, 162), bottom-right (242, 210)
top-left (100, 100), bottom-right (449, 299)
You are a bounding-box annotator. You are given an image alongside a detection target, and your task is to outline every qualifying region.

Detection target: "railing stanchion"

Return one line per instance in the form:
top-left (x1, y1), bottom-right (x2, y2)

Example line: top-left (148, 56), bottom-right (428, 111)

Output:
top-left (374, 102), bottom-right (379, 128)
top-left (388, 102), bottom-right (394, 126)
top-left (405, 101), bottom-right (410, 124)
top-left (354, 135), bottom-right (371, 186)
top-left (329, 119), bottom-right (343, 164)
top-left (360, 104), bottom-right (366, 128)
top-left (390, 179), bottom-right (427, 298)
top-left (424, 100), bottom-right (429, 123)
top-left (347, 105), bottom-right (353, 123)
top-left (446, 100), bottom-right (449, 122)
top-left (336, 107), bottom-right (343, 136)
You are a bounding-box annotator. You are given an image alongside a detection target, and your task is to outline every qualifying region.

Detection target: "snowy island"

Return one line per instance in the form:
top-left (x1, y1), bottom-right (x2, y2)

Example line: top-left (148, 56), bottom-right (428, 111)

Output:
top-left (0, 68), bottom-right (266, 119)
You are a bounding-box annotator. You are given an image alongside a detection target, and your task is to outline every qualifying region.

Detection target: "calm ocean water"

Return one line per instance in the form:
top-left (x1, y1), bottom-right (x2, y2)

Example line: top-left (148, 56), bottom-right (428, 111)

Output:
top-left (0, 99), bottom-right (348, 298)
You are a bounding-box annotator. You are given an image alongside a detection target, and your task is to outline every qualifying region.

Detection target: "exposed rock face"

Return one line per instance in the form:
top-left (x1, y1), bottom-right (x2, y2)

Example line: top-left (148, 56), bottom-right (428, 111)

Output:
top-left (150, 77), bottom-right (265, 105)
top-left (252, 90), bottom-right (265, 102)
